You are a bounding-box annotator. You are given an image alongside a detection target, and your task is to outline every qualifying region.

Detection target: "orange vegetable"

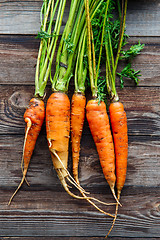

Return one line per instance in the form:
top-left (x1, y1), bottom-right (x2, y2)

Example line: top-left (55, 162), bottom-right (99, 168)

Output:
top-left (8, 98), bottom-right (45, 205)
top-left (109, 101), bottom-right (128, 197)
top-left (71, 92), bottom-right (86, 182)
top-left (46, 92), bottom-right (70, 181)
top-left (86, 99), bottom-right (120, 203)
top-left (106, 101), bottom-right (128, 237)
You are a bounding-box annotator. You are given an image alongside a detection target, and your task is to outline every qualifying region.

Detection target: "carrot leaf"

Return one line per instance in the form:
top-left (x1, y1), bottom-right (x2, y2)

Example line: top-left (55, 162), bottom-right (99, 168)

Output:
top-left (117, 63), bottom-right (141, 88)
top-left (120, 42), bottom-right (145, 60)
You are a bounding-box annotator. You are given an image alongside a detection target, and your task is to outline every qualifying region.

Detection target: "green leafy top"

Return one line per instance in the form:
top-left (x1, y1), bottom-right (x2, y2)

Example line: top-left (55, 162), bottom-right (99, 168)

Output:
top-left (120, 42), bottom-right (145, 60)
top-left (34, 0), bottom-right (67, 98)
top-left (88, 0), bottom-right (144, 102)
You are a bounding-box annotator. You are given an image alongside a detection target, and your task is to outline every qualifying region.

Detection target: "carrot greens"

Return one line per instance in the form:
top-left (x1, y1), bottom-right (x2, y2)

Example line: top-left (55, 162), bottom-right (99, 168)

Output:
top-left (35, 0), bottom-right (67, 98)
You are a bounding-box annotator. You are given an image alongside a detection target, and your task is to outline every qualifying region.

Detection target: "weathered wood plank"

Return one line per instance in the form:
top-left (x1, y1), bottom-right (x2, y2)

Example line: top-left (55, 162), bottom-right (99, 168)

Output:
top-left (126, 0), bottom-right (160, 36)
top-left (0, 132), bottom-right (159, 189)
top-left (1, 238), bottom-right (159, 240)
top-left (0, 188), bottom-right (160, 237)
top-left (0, 0), bottom-right (160, 36)
top-left (0, 35), bottom-right (160, 86)
top-left (0, 85), bottom-right (159, 135)
top-left (0, 0), bottom-right (70, 35)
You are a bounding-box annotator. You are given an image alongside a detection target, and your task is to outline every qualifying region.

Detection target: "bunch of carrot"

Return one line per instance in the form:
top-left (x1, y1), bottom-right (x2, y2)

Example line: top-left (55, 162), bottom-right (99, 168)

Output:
top-left (9, 0), bottom-right (144, 237)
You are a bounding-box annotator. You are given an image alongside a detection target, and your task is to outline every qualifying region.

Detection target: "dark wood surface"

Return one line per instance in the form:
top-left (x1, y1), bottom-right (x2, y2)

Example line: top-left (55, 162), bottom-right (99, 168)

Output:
top-left (0, 0), bottom-right (160, 239)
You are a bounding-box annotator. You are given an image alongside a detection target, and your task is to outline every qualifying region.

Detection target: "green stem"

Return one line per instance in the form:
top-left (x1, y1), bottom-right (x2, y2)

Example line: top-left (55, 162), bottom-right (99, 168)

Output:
top-left (41, 0), bottom-right (67, 93)
top-left (95, 0), bottom-right (110, 87)
top-left (38, 0), bottom-right (60, 87)
top-left (35, 0), bottom-right (53, 97)
top-left (85, 0), bottom-right (96, 97)
top-left (113, 0), bottom-right (127, 78)
top-left (35, 0), bottom-right (67, 97)
top-left (52, 0), bottom-right (82, 91)
top-left (52, 0), bottom-right (104, 93)
top-left (74, 28), bottom-right (87, 93)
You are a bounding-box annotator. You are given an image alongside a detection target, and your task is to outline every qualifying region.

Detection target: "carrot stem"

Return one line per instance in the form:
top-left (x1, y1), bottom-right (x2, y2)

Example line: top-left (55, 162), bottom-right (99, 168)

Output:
top-left (35, 0), bottom-right (67, 97)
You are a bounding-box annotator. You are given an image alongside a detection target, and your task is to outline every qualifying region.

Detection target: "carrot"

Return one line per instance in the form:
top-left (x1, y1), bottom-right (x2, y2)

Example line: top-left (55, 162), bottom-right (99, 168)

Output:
top-left (8, 98), bottom-right (45, 205)
top-left (71, 92), bottom-right (86, 182)
top-left (110, 102), bottom-right (128, 196)
top-left (105, 101), bottom-right (128, 237)
top-left (8, 0), bottom-right (67, 206)
top-left (46, 93), bottom-right (95, 198)
top-left (86, 99), bottom-right (120, 202)
top-left (46, 92), bottom-right (70, 183)
top-left (104, 0), bottom-right (129, 236)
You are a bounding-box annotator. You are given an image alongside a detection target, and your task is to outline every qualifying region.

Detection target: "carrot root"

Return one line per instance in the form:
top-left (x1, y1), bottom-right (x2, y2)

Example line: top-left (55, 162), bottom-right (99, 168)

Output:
top-left (86, 100), bottom-right (118, 202)
top-left (71, 93), bottom-right (86, 182)
top-left (21, 117), bottom-right (32, 187)
top-left (8, 169), bottom-right (27, 206)
top-left (105, 191), bottom-right (121, 238)
top-left (8, 117), bottom-right (32, 205)
top-left (51, 149), bottom-right (88, 194)
top-left (52, 149), bottom-right (115, 217)
top-left (110, 187), bottom-right (122, 207)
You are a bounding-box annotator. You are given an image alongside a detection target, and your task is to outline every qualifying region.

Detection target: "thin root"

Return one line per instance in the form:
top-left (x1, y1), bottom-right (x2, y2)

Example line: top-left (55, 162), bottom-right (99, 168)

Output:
top-left (52, 150), bottom-right (88, 194)
top-left (21, 117), bottom-right (32, 186)
top-left (21, 161), bottom-right (30, 186)
top-left (105, 191), bottom-right (121, 238)
top-left (8, 170), bottom-right (27, 206)
top-left (111, 187), bottom-right (122, 207)
top-left (8, 118), bottom-right (32, 206)
top-left (52, 150), bottom-right (115, 217)
top-left (76, 178), bottom-right (115, 217)
top-left (58, 169), bottom-right (114, 218)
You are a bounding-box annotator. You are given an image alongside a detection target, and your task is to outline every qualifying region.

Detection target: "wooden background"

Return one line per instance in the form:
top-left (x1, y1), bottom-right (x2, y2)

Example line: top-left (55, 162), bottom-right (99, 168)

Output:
top-left (0, 0), bottom-right (160, 239)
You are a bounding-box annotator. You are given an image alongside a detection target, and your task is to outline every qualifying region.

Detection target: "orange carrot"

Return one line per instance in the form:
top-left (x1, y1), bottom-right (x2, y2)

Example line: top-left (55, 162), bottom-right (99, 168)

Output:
top-left (8, 97), bottom-right (45, 205)
top-left (46, 92), bottom-right (70, 181)
top-left (109, 101), bottom-right (128, 197)
top-left (106, 101), bottom-right (128, 237)
top-left (86, 99), bottom-right (120, 204)
top-left (71, 92), bottom-right (86, 182)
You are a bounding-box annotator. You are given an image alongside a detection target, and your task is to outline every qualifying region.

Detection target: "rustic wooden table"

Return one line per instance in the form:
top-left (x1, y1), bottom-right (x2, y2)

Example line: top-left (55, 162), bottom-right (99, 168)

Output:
top-left (0, 0), bottom-right (160, 239)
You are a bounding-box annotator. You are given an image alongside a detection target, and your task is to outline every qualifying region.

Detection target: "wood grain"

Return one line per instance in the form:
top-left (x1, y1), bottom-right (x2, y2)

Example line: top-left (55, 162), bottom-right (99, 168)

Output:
top-left (0, 238), bottom-right (159, 240)
top-left (0, 0), bottom-right (160, 36)
top-left (1, 35), bottom-right (160, 86)
top-left (0, 85), bottom-right (159, 135)
top-left (0, 0), bottom-right (70, 35)
top-left (0, 188), bottom-right (160, 237)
